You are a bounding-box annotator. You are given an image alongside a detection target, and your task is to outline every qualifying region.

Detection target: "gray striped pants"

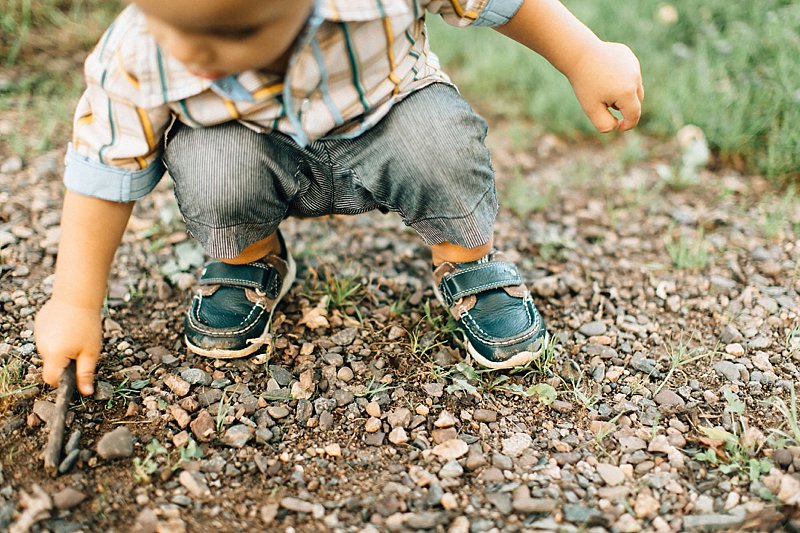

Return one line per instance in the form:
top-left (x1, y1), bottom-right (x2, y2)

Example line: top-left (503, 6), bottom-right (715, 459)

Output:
top-left (163, 84), bottom-right (498, 259)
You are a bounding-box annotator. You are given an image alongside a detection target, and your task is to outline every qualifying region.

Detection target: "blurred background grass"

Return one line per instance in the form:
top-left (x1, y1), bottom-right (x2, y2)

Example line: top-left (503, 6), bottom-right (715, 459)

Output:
top-left (1, 0), bottom-right (798, 179)
top-left (430, 0), bottom-right (800, 180)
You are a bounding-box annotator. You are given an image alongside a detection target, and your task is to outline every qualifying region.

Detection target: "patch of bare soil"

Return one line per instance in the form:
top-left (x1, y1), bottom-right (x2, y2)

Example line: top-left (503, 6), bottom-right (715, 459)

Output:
top-left (2, 119), bottom-right (800, 532)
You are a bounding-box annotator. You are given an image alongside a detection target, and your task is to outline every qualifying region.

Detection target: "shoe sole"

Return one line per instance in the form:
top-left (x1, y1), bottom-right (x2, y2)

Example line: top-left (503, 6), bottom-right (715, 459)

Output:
top-left (185, 251), bottom-right (297, 359)
top-left (465, 332), bottom-right (549, 370)
top-left (433, 282), bottom-right (547, 370)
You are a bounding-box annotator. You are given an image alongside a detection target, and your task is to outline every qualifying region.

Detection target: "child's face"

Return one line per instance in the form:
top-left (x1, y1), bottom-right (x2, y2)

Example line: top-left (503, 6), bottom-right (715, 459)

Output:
top-left (133, 0), bottom-right (314, 79)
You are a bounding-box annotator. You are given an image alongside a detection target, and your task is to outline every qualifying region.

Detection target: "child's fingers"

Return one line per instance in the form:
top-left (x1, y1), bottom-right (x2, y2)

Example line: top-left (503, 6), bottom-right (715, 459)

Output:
top-left (76, 351), bottom-right (99, 396)
top-left (585, 102), bottom-right (620, 133)
top-left (615, 91), bottom-right (642, 132)
top-left (41, 350), bottom-right (73, 388)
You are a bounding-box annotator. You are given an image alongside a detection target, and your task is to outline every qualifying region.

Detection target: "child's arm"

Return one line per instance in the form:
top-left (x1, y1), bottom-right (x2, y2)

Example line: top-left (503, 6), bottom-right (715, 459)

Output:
top-left (35, 191), bottom-right (134, 395)
top-left (495, 0), bottom-right (644, 132)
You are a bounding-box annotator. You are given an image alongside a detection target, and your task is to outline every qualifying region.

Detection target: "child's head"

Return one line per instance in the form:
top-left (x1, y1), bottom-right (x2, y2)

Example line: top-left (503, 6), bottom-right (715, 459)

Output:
top-left (133, 0), bottom-right (313, 79)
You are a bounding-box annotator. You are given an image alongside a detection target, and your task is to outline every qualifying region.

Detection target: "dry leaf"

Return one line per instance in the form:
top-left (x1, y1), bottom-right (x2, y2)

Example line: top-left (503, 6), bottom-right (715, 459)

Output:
top-left (299, 305), bottom-right (329, 330)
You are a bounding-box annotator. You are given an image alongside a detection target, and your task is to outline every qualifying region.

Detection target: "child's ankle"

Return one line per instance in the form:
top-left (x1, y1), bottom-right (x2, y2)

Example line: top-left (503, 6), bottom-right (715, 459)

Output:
top-left (220, 233), bottom-right (282, 265)
top-left (430, 240), bottom-right (492, 266)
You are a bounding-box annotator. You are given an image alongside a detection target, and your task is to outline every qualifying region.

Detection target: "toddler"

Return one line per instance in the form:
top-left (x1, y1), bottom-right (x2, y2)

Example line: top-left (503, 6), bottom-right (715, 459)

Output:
top-left (36, 0), bottom-right (643, 395)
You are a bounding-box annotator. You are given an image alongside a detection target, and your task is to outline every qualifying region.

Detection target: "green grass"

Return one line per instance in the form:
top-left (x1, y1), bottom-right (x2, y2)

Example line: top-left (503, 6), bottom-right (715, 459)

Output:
top-left (0, 357), bottom-right (35, 411)
top-left (4, 1), bottom-right (797, 178)
top-left (429, 0), bottom-right (800, 179)
top-left (502, 166), bottom-right (557, 218)
top-left (0, 0), bottom-right (119, 65)
top-left (663, 226), bottom-right (711, 270)
top-left (306, 262), bottom-right (366, 311)
top-left (0, 0), bottom-right (120, 158)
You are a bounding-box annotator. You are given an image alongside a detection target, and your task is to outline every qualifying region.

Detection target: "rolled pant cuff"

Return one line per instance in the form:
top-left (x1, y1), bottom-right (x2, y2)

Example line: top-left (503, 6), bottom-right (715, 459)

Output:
top-left (187, 219), bottom-right (283, 260)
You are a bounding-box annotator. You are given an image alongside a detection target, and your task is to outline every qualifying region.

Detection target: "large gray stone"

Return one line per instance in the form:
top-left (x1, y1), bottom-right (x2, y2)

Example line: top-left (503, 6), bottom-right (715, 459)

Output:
top-left (97, 427), bottom-right (134, 459)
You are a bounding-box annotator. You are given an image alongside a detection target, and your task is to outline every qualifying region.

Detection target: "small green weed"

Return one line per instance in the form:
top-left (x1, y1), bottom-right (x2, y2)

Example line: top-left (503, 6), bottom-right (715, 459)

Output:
top-left (353, 378), bottom-right (396, 399)
top-left (171, 438), bottom-right (204, 471)
top-left (106, 378), bottom-right (149, 409)
top-left (664, 226), bottom-right (711, 270)
top-left (306, 263), bottom-right (366, 310)
top-left (785, 325), bottom-right (800, 359)
top-left (766, 384), bottom-right (800, 447)
top-left (0, 357), bottom-right (35, 411)
top-left (537, 234), bottom-right (576, 262)
top-left (133, 439), bottom-right (168, 483)
top-left (654, 338), bottom-right (715, 397)
top-left (388, 290), bottom-right (409, 318)
top-left (758, 186), bottom-right (796, 240)
top-left (593, 413), bottom-right (623, 458)
top-left (421, 299), bottom-right (458, 336)
top-left (408, 324), bottom-right (444, 361)
top-left (694, 389), bottom-right (771, 482)
top-left (559, 366), bottom-right (600, 410)
top-left (499, 381), bottom-right (558, 406)
top-left (215, 392), bottom-right (232, 432)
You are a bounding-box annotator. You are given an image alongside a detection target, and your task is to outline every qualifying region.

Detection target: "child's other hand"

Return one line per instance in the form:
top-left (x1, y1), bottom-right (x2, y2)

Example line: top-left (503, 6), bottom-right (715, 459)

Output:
top-left (568, 41), bottom-right (644, 133)
top-left (35, 299), bottom-right (102, 395)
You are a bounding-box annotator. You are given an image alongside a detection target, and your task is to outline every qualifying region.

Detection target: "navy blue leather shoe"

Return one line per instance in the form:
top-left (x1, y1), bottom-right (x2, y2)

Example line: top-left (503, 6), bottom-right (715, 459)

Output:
top-left (185, 234), bottom-right (295, 359)
top-left (433, 251), bottom-right (547, 369)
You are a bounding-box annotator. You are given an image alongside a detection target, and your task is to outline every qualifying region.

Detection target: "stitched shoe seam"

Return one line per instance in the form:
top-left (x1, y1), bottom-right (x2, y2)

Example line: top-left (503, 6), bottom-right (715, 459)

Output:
top-left (188, 305), bottom-right (267, 336)
top-left (192, 293), bottom-right (268, 335)
top-left (442, 278), bottom-right (521, 302)
top-left (442, 259), bottom-right (516, 277)
top-left (460, 301), bottom-right (542, 347)
top-left (200, 277), bottom-right (264, 289)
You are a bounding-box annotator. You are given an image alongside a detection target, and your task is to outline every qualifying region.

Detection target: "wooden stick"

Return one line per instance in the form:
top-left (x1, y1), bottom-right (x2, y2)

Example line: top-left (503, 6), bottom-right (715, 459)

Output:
top-left (43, 361), bottom-right (76, 476)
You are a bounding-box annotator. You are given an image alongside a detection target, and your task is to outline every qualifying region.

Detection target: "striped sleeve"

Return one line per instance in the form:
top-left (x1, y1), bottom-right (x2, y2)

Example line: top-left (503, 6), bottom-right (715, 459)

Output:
top-left (65, 20), bottom-right (172, 202)
top-left (423, 0), bottom-right (523, 27)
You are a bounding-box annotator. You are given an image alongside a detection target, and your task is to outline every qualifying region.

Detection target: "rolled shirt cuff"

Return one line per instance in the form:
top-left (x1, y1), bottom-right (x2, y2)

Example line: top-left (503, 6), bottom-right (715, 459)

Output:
top-left (63, 144), bottom-right (165, 202)
top-left (473, 0), bottom-right (524, 27)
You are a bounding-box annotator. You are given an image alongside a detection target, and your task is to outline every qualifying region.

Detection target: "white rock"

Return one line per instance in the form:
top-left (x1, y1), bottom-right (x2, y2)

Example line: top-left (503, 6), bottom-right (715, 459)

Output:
top-left (751, 352), bottom-right (773, 372)
top-left (448, 515), bottom-right (470, 533)
top-left (179, 471), bottom-right (210, 498)
top-left (441, 493), bottom-right (459, 511)
top-left (724, 343), bottom-right (745, 356)
top-left (291, 381), bottom-right (314, 400)
top-left (434, 410), bottom-right (458, 428)
top-left (777, 473), bottom-right (800, 505)
top-left (163, 374), bottom-right (190, 397)
top-left (365, 402), bottom-right (381, 418)
top-left (389, 427), bottom-right (409, 445)
top-left (324, 443), bottom-right (342, 457)
top-left (596, 463), bottom-right (625, 486)
top-left (647, 435), bottom-right (672, 454)
top-left (387, 408), bottom-right (412, 428)
top-left (438, 460), bottom-right (464, 479)
top-left (432, 439), bottom-right (469, 461)
top-left (614, 513), bottom-right (642, 533)
top-left (280, 497), bottom-right (325, 518)
top-left (365, 417), bottom-right (382, 433)
top-left (634, 493), bottom-right (660, 518)
top-left (501, 433), bottom-right (532, 458)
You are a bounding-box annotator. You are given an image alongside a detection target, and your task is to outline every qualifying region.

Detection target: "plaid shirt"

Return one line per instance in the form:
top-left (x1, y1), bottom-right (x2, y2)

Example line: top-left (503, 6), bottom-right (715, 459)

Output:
top-left (65, 0), bottom-right (523, 202)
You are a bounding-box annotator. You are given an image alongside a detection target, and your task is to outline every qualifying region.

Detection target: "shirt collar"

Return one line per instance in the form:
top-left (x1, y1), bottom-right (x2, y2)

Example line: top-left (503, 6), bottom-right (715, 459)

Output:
top-left (210, 75), bottom-right (254, 102)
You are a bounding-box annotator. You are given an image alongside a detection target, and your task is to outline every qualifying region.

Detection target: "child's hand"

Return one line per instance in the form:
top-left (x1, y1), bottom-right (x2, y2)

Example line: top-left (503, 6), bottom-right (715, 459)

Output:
top-left (35, 299), bottom-right (102, 396)
top-left (567, 41), bottom-right (644, 133)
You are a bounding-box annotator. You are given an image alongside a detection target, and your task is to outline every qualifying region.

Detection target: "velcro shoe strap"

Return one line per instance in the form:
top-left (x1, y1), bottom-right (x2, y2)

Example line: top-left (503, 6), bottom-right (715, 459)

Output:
top-left (199, 261), bottom-right (281, 297)
top-left (439, 261), bottom-right (522, 307)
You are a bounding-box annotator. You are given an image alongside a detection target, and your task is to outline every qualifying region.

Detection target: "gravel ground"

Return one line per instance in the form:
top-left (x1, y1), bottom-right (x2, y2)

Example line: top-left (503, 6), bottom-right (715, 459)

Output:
top-left (2, 129), bottom-right (800, 532)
